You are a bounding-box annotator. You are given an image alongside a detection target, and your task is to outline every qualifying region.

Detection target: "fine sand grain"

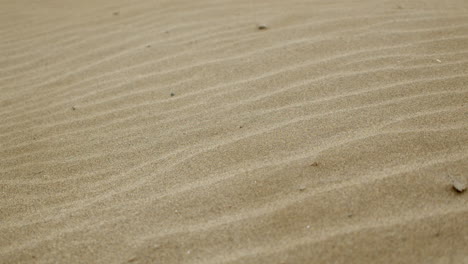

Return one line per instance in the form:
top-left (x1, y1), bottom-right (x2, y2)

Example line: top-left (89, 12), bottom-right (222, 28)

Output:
top-left (1, 0), bottom-right (468, 263)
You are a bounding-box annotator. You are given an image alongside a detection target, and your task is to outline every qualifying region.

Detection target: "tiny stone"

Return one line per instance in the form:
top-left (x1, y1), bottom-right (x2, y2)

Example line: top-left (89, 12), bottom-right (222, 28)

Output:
top-left (113, 11), bottom-right (120, 16)
top-left (298, 186), bottom-right (306, 191)
top-left (347, 214), bottom-right (353, 218)
top-left (146, 45), bottom-right (151, 48)
top-left (452, 179), bottom-right (466, 193)
top-left (128, 257), bottom-right (137, 263)
top-left (310, 162), bottom-right (319, 167)
top-left (187, 250), bottom-right (191, 254)
top-left (306, 225), bottom-right (310, 229)
top-left (72, 106), bottom-right (76, 111)
top-left (170, 92), bottom-right (175, 97)
top-left (435, 59), bottom-right (442, 63)
top-left (258, 24), bottom-right (268, 30)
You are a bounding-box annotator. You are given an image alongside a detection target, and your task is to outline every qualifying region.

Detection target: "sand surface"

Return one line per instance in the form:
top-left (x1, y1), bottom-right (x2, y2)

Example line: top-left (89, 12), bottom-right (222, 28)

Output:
top-left (1, 0), bottom-right (468, 263)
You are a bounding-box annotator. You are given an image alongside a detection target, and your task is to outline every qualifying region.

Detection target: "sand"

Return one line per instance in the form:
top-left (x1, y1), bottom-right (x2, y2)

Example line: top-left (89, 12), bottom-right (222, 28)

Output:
top-left (1, 0), bottom-right (468, 263)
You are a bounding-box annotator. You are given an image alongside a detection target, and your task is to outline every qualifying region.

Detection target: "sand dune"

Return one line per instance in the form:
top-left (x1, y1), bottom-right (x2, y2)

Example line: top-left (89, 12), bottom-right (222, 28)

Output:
top-left (1, 0), bottom-right (468, 263)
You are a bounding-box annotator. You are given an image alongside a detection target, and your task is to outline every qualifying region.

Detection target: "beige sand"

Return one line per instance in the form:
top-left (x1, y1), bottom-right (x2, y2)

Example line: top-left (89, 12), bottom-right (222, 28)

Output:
top-left (1, 0), bottom-right (468, 263)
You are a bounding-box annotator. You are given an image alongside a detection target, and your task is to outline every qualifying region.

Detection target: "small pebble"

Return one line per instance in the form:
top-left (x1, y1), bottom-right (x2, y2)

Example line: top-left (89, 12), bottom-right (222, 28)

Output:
top-left (113, 11), bottom-right (120, 16)
top-left (258, 24), bottom-right (268, 30)
top-left (452, 179), bottom-right (466, 193)
top-left (298, 186), bottom-right (306, 191)
top-left (170, 92), bottom-right (175, 97)
top-left (435, 59), bottom-right (442, 63)
top-left (306, 225), bottom-right (310, 229)
top-left (310, 162), bottom-right (319, 167)
top-left (72, 106), bottom-right (76, 111)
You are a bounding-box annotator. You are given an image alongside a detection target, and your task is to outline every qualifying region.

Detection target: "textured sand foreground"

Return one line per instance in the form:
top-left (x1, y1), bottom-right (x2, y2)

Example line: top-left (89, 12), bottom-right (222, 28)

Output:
top-left (1, 0), bottom-right (468, 263)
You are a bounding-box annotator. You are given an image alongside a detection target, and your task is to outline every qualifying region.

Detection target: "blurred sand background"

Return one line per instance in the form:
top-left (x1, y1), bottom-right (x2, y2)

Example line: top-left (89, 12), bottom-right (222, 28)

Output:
top-left (1, 0), bottom-right (468, 263)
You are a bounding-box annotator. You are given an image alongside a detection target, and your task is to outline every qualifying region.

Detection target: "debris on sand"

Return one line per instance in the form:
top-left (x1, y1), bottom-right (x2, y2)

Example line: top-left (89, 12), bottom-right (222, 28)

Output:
top-left (448, 175), bottom-right (466, 193)
top-left (113, 11), bottom-right (120, 16)
top-left (72, 106), bottom-right (76, 111)
top-left (310, 162), bottom-right (319, 167)
top-left (298, 186), bottom-right (306, 191)
top-left (258, 24), bottom-right (268, 30)
top-left (452, 179), bottom-right (466, 193)
top-left (170, 92), bottom-right (175, 97)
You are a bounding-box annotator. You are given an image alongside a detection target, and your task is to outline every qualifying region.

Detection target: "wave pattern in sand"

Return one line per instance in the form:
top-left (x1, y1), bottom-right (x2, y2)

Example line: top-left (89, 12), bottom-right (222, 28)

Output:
top-left (1, 0), bottom-right (468, 263)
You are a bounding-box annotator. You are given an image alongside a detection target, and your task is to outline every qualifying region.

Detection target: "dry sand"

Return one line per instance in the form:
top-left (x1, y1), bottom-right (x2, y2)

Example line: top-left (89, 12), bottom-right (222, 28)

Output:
top-left (1, 0), bottom-right (468, 263)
